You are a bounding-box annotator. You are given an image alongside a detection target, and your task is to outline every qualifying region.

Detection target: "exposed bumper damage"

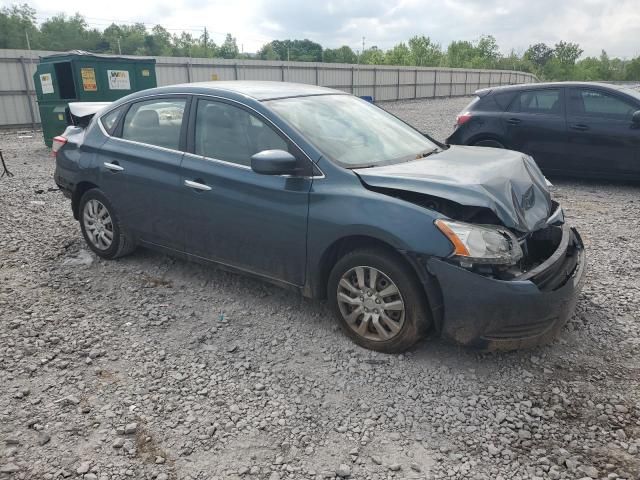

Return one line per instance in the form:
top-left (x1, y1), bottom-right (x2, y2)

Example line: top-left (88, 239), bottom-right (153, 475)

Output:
top-left (422, 224), bottom-right (586, 350)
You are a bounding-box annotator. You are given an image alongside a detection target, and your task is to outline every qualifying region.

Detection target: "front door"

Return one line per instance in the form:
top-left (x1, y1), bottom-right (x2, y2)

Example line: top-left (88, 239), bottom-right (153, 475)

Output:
top-left (565, 87), bottom-right (640, 178)
top-left (180, 98), bottom-right (312, 286)
top-left (503, 87), bottom-right (567, 174)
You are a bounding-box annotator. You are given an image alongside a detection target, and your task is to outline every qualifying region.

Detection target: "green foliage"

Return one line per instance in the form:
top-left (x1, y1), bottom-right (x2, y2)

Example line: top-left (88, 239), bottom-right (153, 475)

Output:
top-left (0, 4), bottom-right (38, 49)
top-left (384, 42), bottom-right (411, 66)
top-left (360, 47), bottom-right (385, 65)
top-left (259, 39), bottom-right (323, 62)
top-left (218, 34), bottom-right (239, 59)
top-left (323, 45), bottom-right (357, 64)
top-left (407, 35), bottom-right (442, 66)
top-left (1, 5), bottom-right (639, 81)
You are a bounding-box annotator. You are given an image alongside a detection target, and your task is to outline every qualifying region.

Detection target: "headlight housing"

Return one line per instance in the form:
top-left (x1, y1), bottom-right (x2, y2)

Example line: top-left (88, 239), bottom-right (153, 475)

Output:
top-left (435, 219), bottom-right (523, 265)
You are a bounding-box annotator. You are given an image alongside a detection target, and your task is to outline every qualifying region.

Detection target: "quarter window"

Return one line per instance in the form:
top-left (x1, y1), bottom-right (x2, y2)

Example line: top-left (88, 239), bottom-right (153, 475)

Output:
top-left (508, 89), bottom-right (561, 114)
top-left (568, 89), bottom-right (637, 120)
top-left (100, 106), bottom-right (124, 135)
top-left (121, 98), bottom-right (186, 150)
top-left (195, 100), bottom-right (288, 166)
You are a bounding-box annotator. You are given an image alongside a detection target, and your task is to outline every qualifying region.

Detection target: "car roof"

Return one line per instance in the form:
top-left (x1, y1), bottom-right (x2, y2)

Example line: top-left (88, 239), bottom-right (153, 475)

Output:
top-left (131, 81), bottom-right (347, 101)
top-left (477, 81), bottom-right (633, 95)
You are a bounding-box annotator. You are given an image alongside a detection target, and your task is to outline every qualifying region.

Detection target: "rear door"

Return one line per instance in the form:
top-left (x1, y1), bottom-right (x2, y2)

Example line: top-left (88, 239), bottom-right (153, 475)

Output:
top-left (565, 87), bottom-right (640, 178)
top-left (179, 97), bottom-right (313, 285)
top-left (503, 88), bottom-right (567, 174)
top-left (97, 96), bottom-right (189, 250)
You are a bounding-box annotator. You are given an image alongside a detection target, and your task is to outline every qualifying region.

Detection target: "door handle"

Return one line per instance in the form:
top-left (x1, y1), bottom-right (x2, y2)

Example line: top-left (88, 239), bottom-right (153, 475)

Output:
top-left (507, 118), bottom-right (522, 125)
top-left (570, 124), bottom-right (589, 131)
top-left (184, 179), bottom-right (211, 191)
top-left (104, 162), bottom-right (124, 172)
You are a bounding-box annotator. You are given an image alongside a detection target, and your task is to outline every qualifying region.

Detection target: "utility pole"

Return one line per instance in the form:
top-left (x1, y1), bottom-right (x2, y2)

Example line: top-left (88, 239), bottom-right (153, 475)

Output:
top-left (117, 37), bottom-right (122, 55)
top-left (203, 27), bottom-right (208, 56)
top-left (362, 36), bottom-right (365, 55)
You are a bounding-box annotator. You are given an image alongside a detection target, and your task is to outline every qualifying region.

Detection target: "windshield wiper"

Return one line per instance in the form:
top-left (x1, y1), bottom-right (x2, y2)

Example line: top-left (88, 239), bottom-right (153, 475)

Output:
top-left (416, 148), bottom-right (440, 158)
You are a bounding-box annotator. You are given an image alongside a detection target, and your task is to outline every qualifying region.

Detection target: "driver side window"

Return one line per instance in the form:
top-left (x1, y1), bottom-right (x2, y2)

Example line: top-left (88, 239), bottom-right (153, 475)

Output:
top-left (568, 89), bottom-right (637, 120)
top-left (194, 100), bottom-right (288, 167)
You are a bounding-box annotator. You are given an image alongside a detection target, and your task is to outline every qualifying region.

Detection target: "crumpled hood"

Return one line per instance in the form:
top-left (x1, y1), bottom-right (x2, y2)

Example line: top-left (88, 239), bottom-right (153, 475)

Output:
top-left (354, 146), bottom-right (552, 232)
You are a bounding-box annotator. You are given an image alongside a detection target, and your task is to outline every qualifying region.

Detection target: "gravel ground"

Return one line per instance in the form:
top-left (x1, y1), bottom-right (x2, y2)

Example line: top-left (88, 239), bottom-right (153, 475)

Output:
top-left (1, 96), bottom-right (639, 480)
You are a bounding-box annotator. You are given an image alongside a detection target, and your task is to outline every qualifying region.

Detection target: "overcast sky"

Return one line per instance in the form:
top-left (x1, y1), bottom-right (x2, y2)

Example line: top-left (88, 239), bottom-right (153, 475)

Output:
top-left (7, 0), bottom-right (640, 58)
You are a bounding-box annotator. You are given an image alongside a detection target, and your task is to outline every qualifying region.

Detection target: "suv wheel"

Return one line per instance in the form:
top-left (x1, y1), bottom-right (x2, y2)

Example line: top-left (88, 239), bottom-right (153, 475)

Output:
top-left (79, 188), bottom-right (135, 259)
top-left (328, 248), bottom-right (431, 353)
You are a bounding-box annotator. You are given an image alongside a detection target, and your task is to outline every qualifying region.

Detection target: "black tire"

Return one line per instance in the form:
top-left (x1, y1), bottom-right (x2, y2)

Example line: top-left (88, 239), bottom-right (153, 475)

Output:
top-left (327, 248), bottom-right (431, 353)
top-left (78, 188), bottom-right (136, 259)
top-left (473, 139), bottom-right (505, 148)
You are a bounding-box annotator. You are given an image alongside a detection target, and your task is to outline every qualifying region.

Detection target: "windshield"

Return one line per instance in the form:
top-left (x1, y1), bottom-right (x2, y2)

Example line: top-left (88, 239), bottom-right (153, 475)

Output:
top-left (619, 85), bottom-right (640, 102)
top-left (266, 94), bottom-right (438, 168)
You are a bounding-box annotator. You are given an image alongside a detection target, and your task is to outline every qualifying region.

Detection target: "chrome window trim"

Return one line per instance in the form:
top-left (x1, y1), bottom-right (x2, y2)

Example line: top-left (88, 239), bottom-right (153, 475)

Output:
top-left (96, 91), bottom-right (325, 178)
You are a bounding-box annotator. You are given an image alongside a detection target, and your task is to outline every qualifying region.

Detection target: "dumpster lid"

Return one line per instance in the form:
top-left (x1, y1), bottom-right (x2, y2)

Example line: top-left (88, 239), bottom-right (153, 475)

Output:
top-left (40, 50), bottom-right (155, 62)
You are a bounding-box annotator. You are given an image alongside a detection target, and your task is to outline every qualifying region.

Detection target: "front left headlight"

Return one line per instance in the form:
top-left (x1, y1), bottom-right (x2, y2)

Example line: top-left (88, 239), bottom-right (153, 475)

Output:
top-left (435, 219), bottom-right (523, 265)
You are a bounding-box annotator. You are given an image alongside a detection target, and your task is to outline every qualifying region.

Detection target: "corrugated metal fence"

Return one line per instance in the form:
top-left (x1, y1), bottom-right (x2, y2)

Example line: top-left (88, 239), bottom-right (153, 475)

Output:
top-left (0, 48), bottom-right (538, 128)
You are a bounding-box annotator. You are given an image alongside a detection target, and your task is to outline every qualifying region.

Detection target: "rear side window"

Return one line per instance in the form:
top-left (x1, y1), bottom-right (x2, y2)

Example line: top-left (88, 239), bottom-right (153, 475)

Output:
top-left (568, 89), bottom-right (637, 120)
top-left (100, 106), bottom-right (124, 135)
top-left (194, 100), bottom-right (288, 166)
top-left (121, 98), bottom-right (186, 150)
top-left (508, 89), bottom-right (561, 115)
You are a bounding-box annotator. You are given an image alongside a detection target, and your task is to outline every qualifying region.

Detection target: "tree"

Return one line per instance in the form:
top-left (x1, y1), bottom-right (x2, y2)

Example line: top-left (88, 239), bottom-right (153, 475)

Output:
top-left (544, 41), bottom-right (583, 80)
top-left (445, 40), bottom-right (476, 68)
top-left (407, 35), bottom-right (442, 66)
top-left (360, 46), bottom-right (385, 65)
top-left (258, 43), bottom-right (280, 60)
top-left (385, 42), bottom-right (412, 65)
top-left (0, 4), bottom-right (38, 49)
top-left (260, 39), bottom-right (322, 62)
top-left (524, 43), bottom-right (554, 69)
top-left (219, 33), bottom-right (239, 59)
top-left (144, 25), bottom-right (173, 56)
top-left (554, 41), bottom-right (583, 65)
top-left (475, 35), bottom-right (500, 68)
top-left (323, 45), bottom-right (357, 64)
top-left (39, 13), bottom-right (103, 52)
top-left (625, 57), bottom-right (640, 81)
top-left (171, 31), bottom-right (197, 57)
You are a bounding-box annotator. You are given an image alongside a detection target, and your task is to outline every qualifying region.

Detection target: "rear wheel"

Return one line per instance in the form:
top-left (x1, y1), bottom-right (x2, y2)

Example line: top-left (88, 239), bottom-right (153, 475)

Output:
top-left (473, 139), bottom-right (505, 148)
top-left (328, 248), bottom-right (431, 353)
top-left (79, 188), bottom-right (136, 259)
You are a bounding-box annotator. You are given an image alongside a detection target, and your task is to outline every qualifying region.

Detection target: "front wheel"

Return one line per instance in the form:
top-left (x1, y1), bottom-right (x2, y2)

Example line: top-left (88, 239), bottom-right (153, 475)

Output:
top-left (327, 248), bottom-right (431, 353)
top-left (78, 188), bottom-right (136, 259)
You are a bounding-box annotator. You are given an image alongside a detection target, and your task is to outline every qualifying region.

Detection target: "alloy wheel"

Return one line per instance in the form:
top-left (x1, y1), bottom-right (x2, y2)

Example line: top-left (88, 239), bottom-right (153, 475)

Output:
top-left (82, 199), bottom-right (114, 250)
top-left (336, 266), bottom-right (405, 342)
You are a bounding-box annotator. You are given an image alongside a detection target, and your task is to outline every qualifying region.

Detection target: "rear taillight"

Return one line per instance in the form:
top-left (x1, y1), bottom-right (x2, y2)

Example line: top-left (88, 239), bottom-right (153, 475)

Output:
top-left (455, 112), bottom-right (473, 127)
top-left (51, 136), bottom-right (67, 157)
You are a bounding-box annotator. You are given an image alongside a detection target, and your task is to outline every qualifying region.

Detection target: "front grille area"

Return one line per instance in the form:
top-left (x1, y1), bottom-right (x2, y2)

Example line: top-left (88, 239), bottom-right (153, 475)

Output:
top-left (483, 316), bottom-right (557, 340)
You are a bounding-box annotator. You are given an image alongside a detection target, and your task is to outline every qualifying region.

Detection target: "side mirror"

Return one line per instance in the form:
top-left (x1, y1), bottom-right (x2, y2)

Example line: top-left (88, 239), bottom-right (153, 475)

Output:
top-left (632, 110), bottom-right (640, 125)
top-left (250, 149), bottom-right (298, 176)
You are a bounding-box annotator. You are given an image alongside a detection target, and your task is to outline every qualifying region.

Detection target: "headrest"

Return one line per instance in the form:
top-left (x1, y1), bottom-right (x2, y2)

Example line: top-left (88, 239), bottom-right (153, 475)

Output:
top-left (202, 105), bottom-right (233, 129)
top-left (133, 109), bottom-right (159, 128)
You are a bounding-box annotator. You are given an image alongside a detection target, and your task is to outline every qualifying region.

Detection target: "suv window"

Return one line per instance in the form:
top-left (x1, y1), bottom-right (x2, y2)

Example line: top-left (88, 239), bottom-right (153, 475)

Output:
top-left (508, 89), bottom-right (561, 115)
top-left (195, 100), bottom-right (288, 166)
top-left (121, 98), bottom-right (186, 150)
top-left (568, 89), bottom-right (637, 120)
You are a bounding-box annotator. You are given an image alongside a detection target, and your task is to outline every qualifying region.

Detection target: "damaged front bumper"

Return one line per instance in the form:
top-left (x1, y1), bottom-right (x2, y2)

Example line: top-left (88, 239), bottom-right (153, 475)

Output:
top-left (424, 224), bottom-right (586, 350)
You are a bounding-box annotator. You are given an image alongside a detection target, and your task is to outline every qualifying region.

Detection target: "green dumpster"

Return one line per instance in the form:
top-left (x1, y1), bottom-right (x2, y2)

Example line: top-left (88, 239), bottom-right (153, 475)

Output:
top-left (34, 50), bottom-right (157, 147)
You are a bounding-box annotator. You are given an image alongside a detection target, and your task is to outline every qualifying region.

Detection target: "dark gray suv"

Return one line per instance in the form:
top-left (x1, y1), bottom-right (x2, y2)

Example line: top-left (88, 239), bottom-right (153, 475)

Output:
top-left (53, 81), bottom-right (585, 353)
